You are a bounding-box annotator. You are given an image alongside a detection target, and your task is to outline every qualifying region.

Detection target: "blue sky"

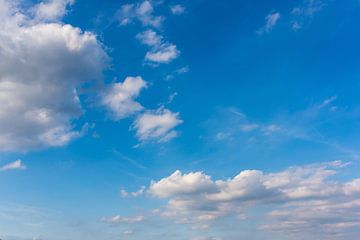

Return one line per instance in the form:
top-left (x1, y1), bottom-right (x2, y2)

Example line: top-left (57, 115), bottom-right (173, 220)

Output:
top-left (1, 0), bottom-right (360, 239)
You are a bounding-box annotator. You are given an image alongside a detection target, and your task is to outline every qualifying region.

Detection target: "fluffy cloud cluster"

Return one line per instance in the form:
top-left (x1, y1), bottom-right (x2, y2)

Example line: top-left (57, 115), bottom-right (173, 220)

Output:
top-left (133, 108), bottom-right (183, 142)
top-left (137, 29), bottom-right (180, 64)
top-left (148, 161), bottom-right (360, 237)
top-left (0, 0), bottom-right (108, 151)
top-left (116, 1), bottom-right (164, 28)
top-left (0, 0), bottom-right (182, 152)
top-left (117, 1), bottom-right (181, 64)
top-left (102, 76), bottom-right (147, 120)
top-left (101, 76), bottom-right (182, 142)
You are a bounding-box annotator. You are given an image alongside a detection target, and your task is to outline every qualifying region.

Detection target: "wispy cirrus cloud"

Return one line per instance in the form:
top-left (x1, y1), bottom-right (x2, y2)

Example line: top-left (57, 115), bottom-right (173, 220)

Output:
top-left (102, 214), bottom-right (145, 224)
top-left (257, 12), bottom-right (281, 34)
top-left (0, 160), bottom-right (26, 171)
top-left (291, 0), bottom-right (325, 30)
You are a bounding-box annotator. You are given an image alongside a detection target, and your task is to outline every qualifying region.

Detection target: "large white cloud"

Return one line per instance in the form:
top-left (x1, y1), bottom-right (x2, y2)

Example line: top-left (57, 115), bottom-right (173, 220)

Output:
top-left (147, 161), bottom-right (360, 237)
top-left (0, 0), bottom-right (108, 151)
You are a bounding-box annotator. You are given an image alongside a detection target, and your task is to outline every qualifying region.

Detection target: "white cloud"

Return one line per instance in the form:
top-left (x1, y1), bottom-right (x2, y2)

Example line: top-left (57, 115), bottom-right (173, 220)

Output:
top-left (102, 215), bottom-right (145, 224)
top-left (116, 1), bottom-right (164, 28)
top-left (170, 5), bottom-right (185, 15)
top-left (150, 170), bottom-right (216, 198)
top-left (137, 29), bottom-right (180, 64)
top-left (102, 76), bottom-right (147, 120)
top-left (257, 12), bottom-right (281, 34)
top-left (261, 199), bottom-right (360, 237)
top-left (0, 160), bottom-right (26, 171)
top-left (31, 0), bottom-right (74, 22)
top-left (133, 108), bottom-right (183, 142)
top-left (0, 0), bottom-right (108, 151)
top-left (147, 161), bottom-right (360, 236)
top-left (145, 44), bottom-right (180, 64)
top-left (136, 29), bottom-right (163, 47)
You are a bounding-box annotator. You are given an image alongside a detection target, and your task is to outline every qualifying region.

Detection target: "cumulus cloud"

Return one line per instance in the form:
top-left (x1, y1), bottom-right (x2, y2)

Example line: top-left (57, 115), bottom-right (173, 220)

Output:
top-left (137, 29), bottom-right (180, 64)
top-left (170, 5), bottom-right (185, 15)
top-left (132, 108), bottom-right (183, 142)
top-left (0, 160), bottom-right (26, 171)
top-left (0, 0), bottom-right (108, 151)
top-left (116, 1), bottom-right (164, 28)
top-left (31, 0), bottom-right (74, 22)
top-left (102, 76), bottom-right (147, 120)
top-left (147, 161), bottom-right (360, 237)
top-left (257, 12), bottom-right (281, 34)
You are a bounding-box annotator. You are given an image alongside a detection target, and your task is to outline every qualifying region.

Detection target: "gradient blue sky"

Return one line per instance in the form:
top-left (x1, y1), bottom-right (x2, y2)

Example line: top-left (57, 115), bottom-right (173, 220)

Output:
top-left (1, 0), bottom-right (360, 239)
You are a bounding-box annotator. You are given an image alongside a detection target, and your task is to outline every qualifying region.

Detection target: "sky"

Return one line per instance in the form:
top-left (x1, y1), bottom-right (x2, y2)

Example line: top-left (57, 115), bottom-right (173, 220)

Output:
top-left (1, 0), bottom-right (360, 239)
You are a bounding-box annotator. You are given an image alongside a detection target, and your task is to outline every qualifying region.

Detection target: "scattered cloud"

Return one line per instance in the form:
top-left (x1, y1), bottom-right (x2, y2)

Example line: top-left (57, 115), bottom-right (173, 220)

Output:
top-left (0, 160), bottom-right (26, 171)
top-left (102, 215), bottom-right (145, 224)
top-left (132, 107), bottom-right (183, 142)
top-left (123, 230), bottom-right (134, 235)
top-left (165, 66), bottom-right (189, 80)
top-left (137, 29), bottom-right (163, 47)
top-left (116, 1), bottom-right (164, 28)
top-left (121, 186), bottom-right (146, 198)
top-left (291, 0), bottom-right (325, 30)
top-left (102, 76), bottom-right (147, 120)
top-left (0, 0), bottom-right (108, 152)
top-left (170, 5), bottom-right (186, 15)
top-left (257, 12), bottom-right (281, 34)
top-left (137, 29), bottom-right (180, 64)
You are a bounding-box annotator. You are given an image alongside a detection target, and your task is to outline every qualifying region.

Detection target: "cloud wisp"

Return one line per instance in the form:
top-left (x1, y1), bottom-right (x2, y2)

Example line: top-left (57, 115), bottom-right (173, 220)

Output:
top-left (0, 160), bottom-right (26, 171)
top-left (257, 12), bottom-right (281, 34)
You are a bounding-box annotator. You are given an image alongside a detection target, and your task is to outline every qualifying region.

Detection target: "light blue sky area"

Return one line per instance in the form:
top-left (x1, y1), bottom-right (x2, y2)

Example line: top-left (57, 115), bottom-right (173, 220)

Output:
top-left (1, 0), bottom-right (360, 239)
